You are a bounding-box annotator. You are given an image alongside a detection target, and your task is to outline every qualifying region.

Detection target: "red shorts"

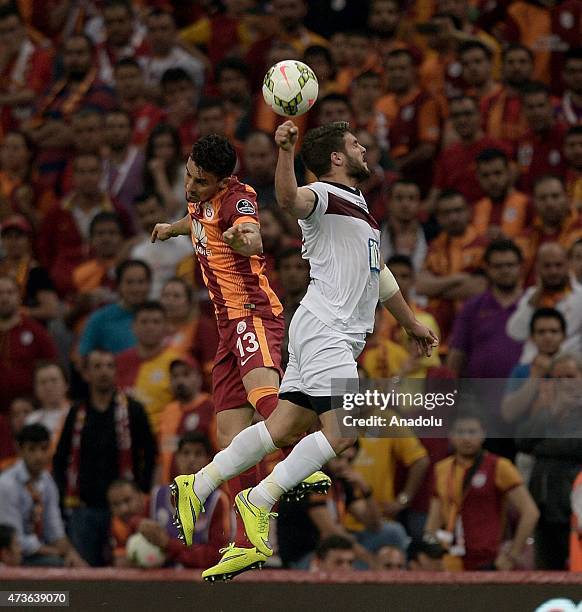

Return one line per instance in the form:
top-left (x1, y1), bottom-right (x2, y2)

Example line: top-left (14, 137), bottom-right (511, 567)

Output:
top-left (213, 315), bottom-right (285, 412)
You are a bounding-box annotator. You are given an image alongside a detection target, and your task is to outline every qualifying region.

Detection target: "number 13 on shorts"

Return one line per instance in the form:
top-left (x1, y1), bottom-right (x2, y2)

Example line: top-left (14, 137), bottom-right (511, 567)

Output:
top-left (369, 238), bottom-right (380, 272)
top-left (235, 321), bottom-right (260, 365)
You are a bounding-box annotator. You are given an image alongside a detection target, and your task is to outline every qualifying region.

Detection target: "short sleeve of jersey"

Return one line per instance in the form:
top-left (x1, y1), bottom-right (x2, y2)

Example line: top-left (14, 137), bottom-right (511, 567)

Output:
top-left (494, 457), bottom-right (523, 493)
top-left (221, 187), bottom-right (260, 229)
top-left (393, 435), bottom-right (428, 467)
top-left (301, 182), bottom-right (330, 225)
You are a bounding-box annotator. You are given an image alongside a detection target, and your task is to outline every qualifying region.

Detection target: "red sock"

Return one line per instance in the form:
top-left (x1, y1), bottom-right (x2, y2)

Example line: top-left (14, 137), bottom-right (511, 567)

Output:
top-left (255, 392), bottom-right (278, 418)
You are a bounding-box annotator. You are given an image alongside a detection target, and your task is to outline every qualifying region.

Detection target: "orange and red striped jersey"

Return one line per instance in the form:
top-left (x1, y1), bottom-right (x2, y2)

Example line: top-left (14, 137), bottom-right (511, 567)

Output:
top-left (187, 177), bottom-right (283, 322)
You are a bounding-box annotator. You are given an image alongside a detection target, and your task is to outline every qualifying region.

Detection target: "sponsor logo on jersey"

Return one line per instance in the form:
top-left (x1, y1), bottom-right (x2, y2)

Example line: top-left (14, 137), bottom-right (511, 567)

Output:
top-left (236, 199), bottom-right (256, 215)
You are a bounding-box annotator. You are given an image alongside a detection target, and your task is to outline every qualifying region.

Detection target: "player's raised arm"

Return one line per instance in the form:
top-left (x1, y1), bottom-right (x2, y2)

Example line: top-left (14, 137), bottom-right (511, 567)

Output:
top-left (151, 214), bottom-right (190, 242)
top-left (379, 261), bottom-right (439, 357)
top-left (274, 120), bottom-right (316, 219)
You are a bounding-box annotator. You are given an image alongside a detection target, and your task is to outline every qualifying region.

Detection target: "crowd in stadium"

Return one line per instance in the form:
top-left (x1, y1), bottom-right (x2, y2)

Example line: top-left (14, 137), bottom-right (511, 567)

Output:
top-left (2, 0), bottom-right (582, 575)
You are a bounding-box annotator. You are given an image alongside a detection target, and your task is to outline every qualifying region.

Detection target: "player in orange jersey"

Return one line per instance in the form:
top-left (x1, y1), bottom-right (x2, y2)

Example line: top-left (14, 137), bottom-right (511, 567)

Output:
top-left (151, 135), bottom-right (328, 508)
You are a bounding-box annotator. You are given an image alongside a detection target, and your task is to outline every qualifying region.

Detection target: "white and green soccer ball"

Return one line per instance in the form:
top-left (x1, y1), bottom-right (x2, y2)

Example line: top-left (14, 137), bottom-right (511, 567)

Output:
top-left (126, 532), bottom-right (165, 568)
top-left (262, 60), bottom-right (319, 117)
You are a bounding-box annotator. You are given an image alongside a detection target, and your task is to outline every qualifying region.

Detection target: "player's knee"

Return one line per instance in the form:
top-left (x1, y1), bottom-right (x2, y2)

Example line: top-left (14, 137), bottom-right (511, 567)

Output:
top-left (265, 419), bottom-right (302, 448)
top-left (217, 429), bottom-right (237, 449)
top-left (324, 434), bottom-right (357, 455)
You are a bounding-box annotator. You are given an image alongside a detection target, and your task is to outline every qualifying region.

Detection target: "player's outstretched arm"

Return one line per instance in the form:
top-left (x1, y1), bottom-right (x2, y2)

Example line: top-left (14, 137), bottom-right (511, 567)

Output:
top-left (274, 120), bottom-right (316, 219)
top-left (151, 214), bottom-right (190, 242)
top-left (379, 262), bottom-right (439, 357)
top-left (223, 222), bottom-right (263, 257)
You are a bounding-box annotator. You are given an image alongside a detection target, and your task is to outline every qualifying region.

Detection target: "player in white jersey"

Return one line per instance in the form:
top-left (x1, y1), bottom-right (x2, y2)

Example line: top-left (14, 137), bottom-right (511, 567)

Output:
top-left (170, 120), bottom-right (439, 580)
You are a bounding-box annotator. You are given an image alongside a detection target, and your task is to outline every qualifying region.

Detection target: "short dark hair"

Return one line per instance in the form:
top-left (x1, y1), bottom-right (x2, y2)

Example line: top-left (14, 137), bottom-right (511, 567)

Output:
top-left (33, 360), bottom-right (68, 385)
top-left (0, 4), bottom-right (21, 22)
top-left (521, 80), bottom-right (550, 99)
top-left (197, 97), bottom-right (224, 114)
top-left (315, 534), bottom-right (354, 560)
top-left (530, 307), bottom-right (567, 335)
top-left (565, 47), bottom-right (582, 65)
top-left (566, 125), bottom-right (582, 139)
top-left (133, 192), bottom-right (163, 208)
top-left (114, 57), bottom-right (141, 72)
top-left (134, 300), bottom-right (165, 318)
top-left (160, 67), bottom-right (194, 88)
top-left (190, 134), bottom-right (237, 180)
top-left (458, 40), bottom-right (493, 60)
top-left (107, 478), bottom-right (139, 495)
top-left (177, 431), bottom-right (213, 456)
top-left (533, 173), bottom-right (565, 193)
top-left (17, 424), bottom-right (50, 447)
top-left (304, 45), bottom-right (335, 78)
top-left (391, 178), bottom-right (420, 193)
top-left (484, 239), bottom-right (523, 264)
top-left (449, 94), bottom-right (479, 110)
top-left (89, 211), bottom-right (123, 237)
top-left (353, 70), bottom-right (381, 86)
top-left (162, 276), bottom-right (193, 303)
top-left (104, 0), bottom-right (132, 14)
top-left (318, 93), bottom-right (351, 111)
top-left (387, 254), bottom-right (413, 270)
top-left (452, 401), bottom-right (486, 430)
top-left (0, 524), bottom-right (16, 551)
top-left (116, 259), bottom-right (152, 285)
top-left (408, 537), bottom-right (445, 562)
top-left (435, 189), bottom-right (466, 208)
top-left (385, 47), bottom-right (415, 65)
top-left (301, 121), bottom-right (351, 178)
top-left (215, 57), bottom-right (249, 82)
top-left (476, 147), bottom-right (509, 166)
top-left (570, 237), bottom-right (582, 255)
top-left (503, 43), bottom-right (534, 63)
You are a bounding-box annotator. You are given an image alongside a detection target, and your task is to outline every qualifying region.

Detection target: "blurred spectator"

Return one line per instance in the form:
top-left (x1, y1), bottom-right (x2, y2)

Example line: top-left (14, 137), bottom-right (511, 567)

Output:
top-left (407, 537), bottom-right (445, 570)
top-left (517, 82), bottom-right (567, 193)
top-left (558, 48), bottom-right (582, 126)
top-left (0, 524), bottom-right (22, 567)
top-left (482, 44), bottom-right (533, 146)
top-left (143, 124), bottom-right (186, 222)
top-left (113, 58), bottom-right (165, 148)
top-left (0, 275), bottom-right (57, 412)
top-left (129, 193), bottom-right (191, 298)
top-left (502, 308), bottom-right (567, 425)
top-left (563, 125), bottom-right (582, 214)
top-left (0, 397), bottom-right (34, 471)
top-left (242, 130), bottom-right (277, 207)
top-left (373, 255), bottom-right (441, 378)
top-left (380, 180), bottom-right (427, 270)
top-left (429, 95), bottom-right (511, 207)
top-left (0, 130), bottom-right (46, 227)
top-left (368, 0), bottom-right (415, 58)
top-left (145, 431), bottom-right (234, 568)
top-left (0, 424), bottom-right (86, 567)
top-left (259, 207), bottom-right (294, 295)
top-left (459, 40), bottom-right (499, 102)
top-left (160, 68), bottom-right (198, 153)
top-left (447, 240), bottom-right (524, 378)
top-left (116, 301), bottom-right (184, 433)
top-left (142, 8), bottom-right (204, 92)
top-left (315, 93), bottom-right (353, 127)
top-left (215, 58), bottom-right (252, 142)
top-left (416, 190), bottom-right (488, 347)
top-left (516, 353), bottom-right (582, 569)
top-left (303, 45), bottom-right (338, 98)
top-left (78, 260), bottom-right (151, 357)
top-left (377, 545), bottom-right (407, 570)
top-left (312, 535), bottom-right (356, 571)
top-left (570, 466), bottom-right (582, 571)
top-left (354, 129), bottom-right (397, 224)
top-left (94, 0), bottom-right (147, 86)
top-left (157, 357), bottom-right (215, 485)
top-left (0, 215), bottom-right (59, 323)
top-left (335, 30), bottom-right (380, 94)
top-left (426, 409), bottom-right (539, 570)
top-left (23, 33), bottom-right (115, 186)
top-left (38, 152), bottom-right (132, 297)
top-left (71, 211), bottom-right (123, 305)
top-left (102, 109), bottom-right (144, 213)
top-left (278, 444), bottom-right (392, 570)
top-left (53, 349), bottom-right (156, 566)
top-left (26, 361), bottom-right (71, 442)
top-left (277, 247), bottom-right (310, 368)
top-left (107, 479), bottom-right (148, 567)
top-left (349, 72), bottom-right (387, 149)
top-left (377, 48), bottom-right (441, 195)
top-left (515, 176), bottom-right (582, 284)
top-left (571, 238), bottom-right (582, 288)
top-left (160, 277), bottom-right (218, 386)
top-left (473, 148), bottom-right (531, 240)
top-left (0, 3), bottom-right (53, 134)
top-left (508, 243), bottom-right (582, 363)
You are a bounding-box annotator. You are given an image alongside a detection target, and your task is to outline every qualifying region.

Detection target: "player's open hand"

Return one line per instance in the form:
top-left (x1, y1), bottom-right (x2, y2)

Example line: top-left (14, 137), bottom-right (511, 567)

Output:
top-left (275, 120), bottom-right (298, 151)
top-left (406, 321), bottom-right (439, 357)
top-left (151, 222), bottom-right (173, 242)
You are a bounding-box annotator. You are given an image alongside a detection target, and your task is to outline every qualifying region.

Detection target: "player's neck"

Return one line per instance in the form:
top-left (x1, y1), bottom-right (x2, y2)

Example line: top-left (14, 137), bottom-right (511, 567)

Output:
top-left (319, 172), bottom-right (358, 189)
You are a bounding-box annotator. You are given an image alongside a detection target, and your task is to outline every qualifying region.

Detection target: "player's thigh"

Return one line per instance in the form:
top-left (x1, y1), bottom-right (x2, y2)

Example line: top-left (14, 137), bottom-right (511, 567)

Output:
top-left (242, 366), bottom-right (280, 394)
top-left (216, 406), bottom-right (256, 449)
top-left (265, 399), bottom-right (318, 448)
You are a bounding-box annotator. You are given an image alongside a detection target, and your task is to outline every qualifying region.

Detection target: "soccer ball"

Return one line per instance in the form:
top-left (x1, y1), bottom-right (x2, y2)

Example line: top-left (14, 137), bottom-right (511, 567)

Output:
top-left (126, 532), bottom-right (166, 568)
top-left (262, 60), bottom-right (319, 117)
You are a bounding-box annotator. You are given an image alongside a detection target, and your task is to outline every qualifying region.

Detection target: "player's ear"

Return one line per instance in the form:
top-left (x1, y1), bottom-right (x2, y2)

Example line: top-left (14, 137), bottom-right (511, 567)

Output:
top-left (331, 151), bottom-right (343, 167)
top-left (217, 177), bottom-right (230, 190)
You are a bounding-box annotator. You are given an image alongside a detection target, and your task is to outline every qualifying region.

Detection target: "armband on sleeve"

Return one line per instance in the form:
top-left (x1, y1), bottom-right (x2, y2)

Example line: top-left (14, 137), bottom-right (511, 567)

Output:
top-left (379, 265), bottom-right (400, 302)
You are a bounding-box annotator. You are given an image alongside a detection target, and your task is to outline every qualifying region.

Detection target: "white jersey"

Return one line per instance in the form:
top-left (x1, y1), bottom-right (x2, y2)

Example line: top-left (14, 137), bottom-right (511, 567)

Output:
top-left (298, 181), bottom-right (381, 334)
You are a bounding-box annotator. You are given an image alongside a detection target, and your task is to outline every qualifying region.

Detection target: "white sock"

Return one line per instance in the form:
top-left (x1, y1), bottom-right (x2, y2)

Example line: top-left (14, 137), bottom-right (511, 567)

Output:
top-left (249, 431), bottom-right (336, 511)
top-left (193, 421), bottom-right (277, 503)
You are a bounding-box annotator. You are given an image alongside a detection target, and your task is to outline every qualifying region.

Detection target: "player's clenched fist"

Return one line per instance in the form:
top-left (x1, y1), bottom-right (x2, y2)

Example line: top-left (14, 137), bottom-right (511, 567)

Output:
top-left (275, 120), bottom-right (298, 151)
top-left (151, 222), bottom-right (173, 242)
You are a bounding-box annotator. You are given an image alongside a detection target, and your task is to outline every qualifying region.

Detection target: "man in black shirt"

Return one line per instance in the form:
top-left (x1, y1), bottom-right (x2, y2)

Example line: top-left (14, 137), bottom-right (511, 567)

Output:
top-left (53, 349), bottom-right (156, 566)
